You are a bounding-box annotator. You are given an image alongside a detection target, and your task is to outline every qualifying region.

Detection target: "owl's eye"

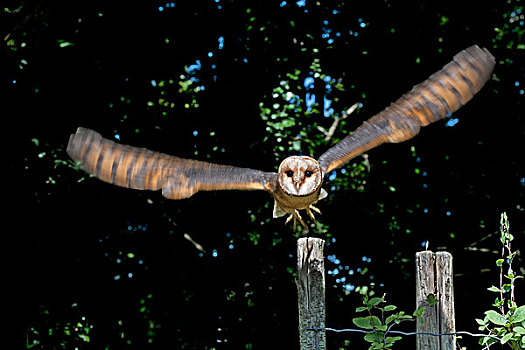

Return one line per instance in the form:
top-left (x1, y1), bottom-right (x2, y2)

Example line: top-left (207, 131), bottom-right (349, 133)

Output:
top-left (285, 170), bottom-right (294, 177)
top-left (305, 170), bottom-right (312, 177)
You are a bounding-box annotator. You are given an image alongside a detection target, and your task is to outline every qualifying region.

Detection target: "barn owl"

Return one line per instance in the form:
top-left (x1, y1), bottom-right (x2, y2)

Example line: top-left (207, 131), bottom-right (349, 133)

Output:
top-left (67, 45), bottom-right (495, 230)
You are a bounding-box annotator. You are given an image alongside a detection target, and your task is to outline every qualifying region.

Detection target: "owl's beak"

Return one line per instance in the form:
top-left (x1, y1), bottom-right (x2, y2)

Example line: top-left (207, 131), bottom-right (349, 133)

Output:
top-left (293, 172), bottom-right (303, 193)
top-left (293, 179), bottom-right (303, 193)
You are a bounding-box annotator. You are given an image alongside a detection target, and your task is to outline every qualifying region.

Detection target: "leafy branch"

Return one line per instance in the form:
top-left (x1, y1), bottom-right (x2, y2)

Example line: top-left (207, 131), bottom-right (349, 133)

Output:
top-left (476, 213), bottom-right (525, 349)
top-left (352, 294), bottom-right (425, 349)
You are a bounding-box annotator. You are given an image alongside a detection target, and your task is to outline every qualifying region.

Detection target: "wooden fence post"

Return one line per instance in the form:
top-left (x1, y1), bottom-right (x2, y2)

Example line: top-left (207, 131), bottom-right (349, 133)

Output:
top-left (297, 237), bottom-right (326, 350)
top-left (416, 251), bottom-right (456, 350)
top-left (436, 252), bottom-right (456, 350)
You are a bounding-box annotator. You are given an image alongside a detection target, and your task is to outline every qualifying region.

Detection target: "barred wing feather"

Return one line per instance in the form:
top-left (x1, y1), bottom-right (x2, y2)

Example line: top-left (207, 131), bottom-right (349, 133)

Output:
top-left (67, 128), bottom-right (277, 199)
top-left (318, 45), bottom-right (495, 174)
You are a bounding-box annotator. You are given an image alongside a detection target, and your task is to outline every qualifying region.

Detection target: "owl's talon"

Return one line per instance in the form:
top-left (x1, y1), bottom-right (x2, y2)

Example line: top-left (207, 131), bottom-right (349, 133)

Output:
top-left (285, 213), bottom-right (294, 225)
top-left (309, 205), bottom-right (322, 215)
top-left (295, 211), bottom-right (306, 230)
top-left (306, 205), bottom-right (322, 221)
top-left (286, 210), bottom-right (306, 231)
top-left (306, 208), bottom-right (316, 221)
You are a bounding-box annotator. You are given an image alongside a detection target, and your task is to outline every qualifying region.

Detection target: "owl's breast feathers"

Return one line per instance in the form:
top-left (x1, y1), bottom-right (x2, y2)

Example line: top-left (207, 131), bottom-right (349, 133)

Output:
top-left (272, 183), bottom-right (328, 217)
top-left (272, 181), bottom-right (328, 230)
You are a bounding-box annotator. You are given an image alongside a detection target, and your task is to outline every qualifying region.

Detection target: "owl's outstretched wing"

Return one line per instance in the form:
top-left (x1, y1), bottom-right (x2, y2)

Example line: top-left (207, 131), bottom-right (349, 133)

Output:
top-left (318, 45), bottom-right (495, 174)
top-left (67, 128), bottom-right (277, 199)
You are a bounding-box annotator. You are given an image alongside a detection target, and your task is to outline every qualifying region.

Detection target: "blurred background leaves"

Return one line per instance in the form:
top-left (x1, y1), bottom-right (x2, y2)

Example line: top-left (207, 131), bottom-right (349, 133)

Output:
top-left (3, 0), bottom-right (523, 348)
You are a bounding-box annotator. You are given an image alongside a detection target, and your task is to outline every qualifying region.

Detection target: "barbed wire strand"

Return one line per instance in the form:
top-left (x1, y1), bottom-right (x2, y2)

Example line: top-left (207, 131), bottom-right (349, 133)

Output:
top-left (303, 327), bottom-right (502, 350)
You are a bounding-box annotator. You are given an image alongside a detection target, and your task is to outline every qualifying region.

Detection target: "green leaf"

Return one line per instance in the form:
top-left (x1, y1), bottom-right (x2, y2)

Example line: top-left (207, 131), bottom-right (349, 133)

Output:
top-left (487, 285), bottom-right (502, 293)
top-left (385, 336), bottom-right (402, 344)
top-left (514, 326), bottom-right (525, 335)
top-left (496, 259), bottom-right (504, 267)
top-left (397, 314), bottom-right (412, 320)
top-left (353, 317), bottom-right (374, 329)
top-left (485, 310), bottom-right (507, 326)
top-left (353, 316), bottom-right (382, 330)
top-left (78, 334), bottom-right (90, 342)
top-left (384, 305), bottom-right (397, 312)
top-left (356, 306), bottom-right (367, 312)
top-left (377, 324), bottom-right (388, 331)
top-left (364, 332), bottom-right (383, 343)
top-left (426, 294), bottom-right (438, 306)
top-left (475, 318), bottom-right (487, 326)
top-left (385, 315), bottom-right (395, 325)
top-left (57, 39), bottom-right (75, 48)
top-left (368, 297), bottom-right (384, 307)
top-left (500, 332), bottom-right (513, 344)
top-left (514, 306), bottom-right (525, 322)
top-left (370, 342), bottom-right (384, 349)
top-left (413, 306), bottom-right (425, 317)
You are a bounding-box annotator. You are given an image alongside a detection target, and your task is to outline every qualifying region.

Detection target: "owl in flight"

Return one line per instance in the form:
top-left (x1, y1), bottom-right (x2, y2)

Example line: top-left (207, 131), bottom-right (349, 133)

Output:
top-left (68, 45), bottom-right (495, 230)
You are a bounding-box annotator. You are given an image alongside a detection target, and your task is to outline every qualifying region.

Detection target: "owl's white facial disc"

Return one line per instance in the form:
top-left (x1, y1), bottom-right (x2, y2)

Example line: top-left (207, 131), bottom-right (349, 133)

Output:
top-left (277, 156), bottom-right (323, 196)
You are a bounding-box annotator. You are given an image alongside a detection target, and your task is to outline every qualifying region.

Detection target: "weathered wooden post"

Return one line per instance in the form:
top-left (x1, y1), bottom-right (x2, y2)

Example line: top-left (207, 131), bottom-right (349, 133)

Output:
top-left (297, 237), bottom-right (326, 350)
top-left (416, 251), bottom-right (456, 350)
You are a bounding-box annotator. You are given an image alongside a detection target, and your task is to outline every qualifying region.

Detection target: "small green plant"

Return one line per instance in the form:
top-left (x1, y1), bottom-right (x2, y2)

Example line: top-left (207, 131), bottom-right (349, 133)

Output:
top-left (476, 212), bottom-right (525, 349)
top-left (352, 294), bottom-right (425, 349)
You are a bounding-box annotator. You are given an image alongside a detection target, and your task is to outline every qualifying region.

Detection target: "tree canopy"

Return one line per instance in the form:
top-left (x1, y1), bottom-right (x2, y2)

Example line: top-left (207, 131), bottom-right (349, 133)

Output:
top-left (4, 0), bottom-right (524, 348)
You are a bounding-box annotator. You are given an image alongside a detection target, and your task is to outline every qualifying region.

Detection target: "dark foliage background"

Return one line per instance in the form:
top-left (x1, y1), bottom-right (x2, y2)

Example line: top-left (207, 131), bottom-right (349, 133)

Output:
top-left (3, 0), bottom-right (524, 349)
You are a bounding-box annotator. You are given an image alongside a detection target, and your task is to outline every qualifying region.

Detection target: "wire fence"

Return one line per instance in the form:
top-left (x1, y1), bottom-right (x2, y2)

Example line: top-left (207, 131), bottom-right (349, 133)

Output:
top-left (303, 326), bottom-right (502, 350)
